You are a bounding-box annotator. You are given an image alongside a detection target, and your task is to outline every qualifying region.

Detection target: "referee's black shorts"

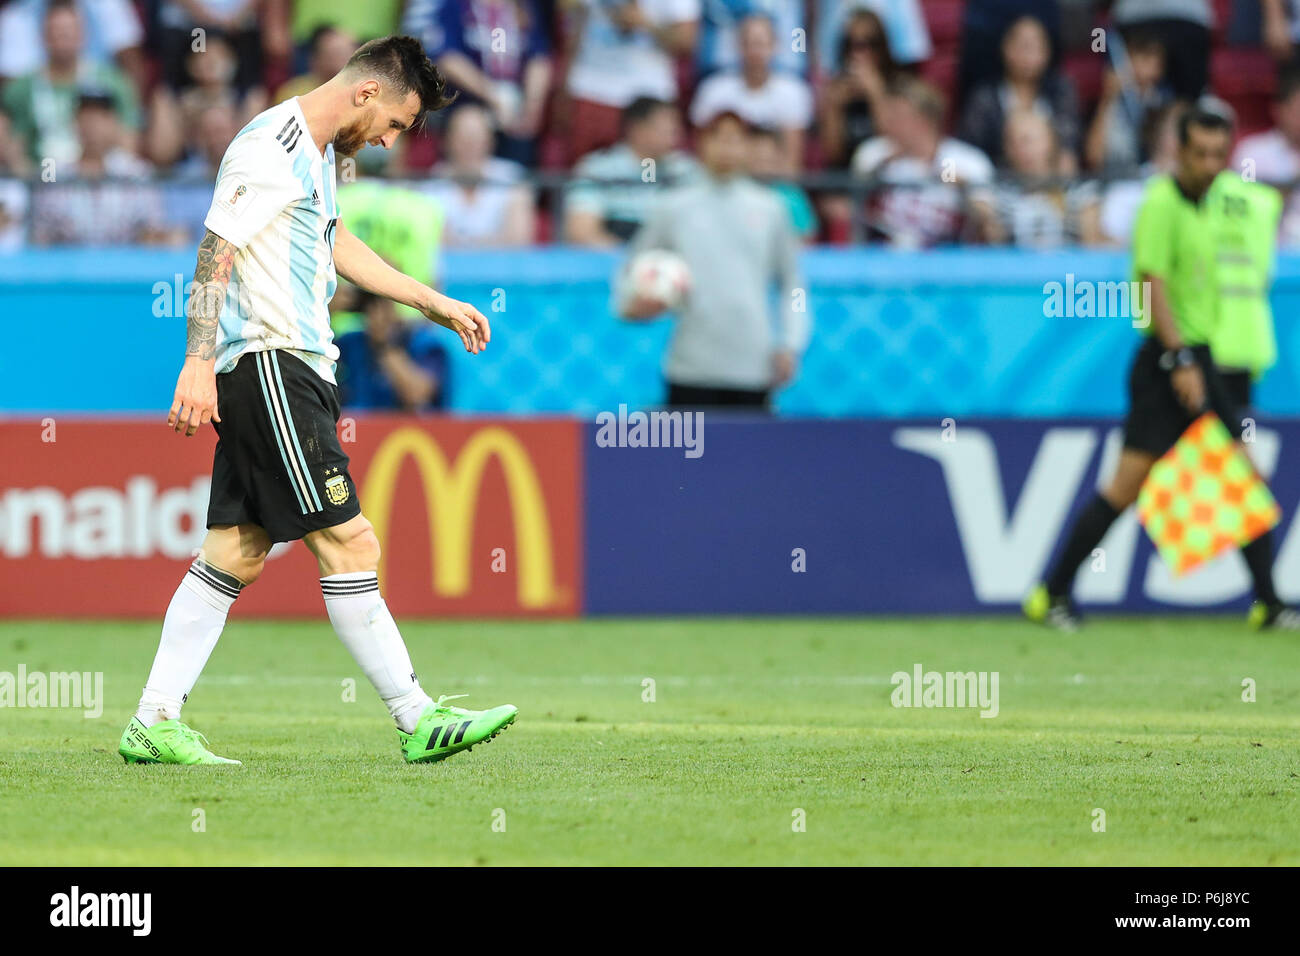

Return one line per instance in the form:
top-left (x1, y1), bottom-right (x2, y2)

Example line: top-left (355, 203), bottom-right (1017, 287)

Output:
top-left (207, 349), bottom-right (361, 543)
top-left (1123, 338), bottom-right (1245, 458)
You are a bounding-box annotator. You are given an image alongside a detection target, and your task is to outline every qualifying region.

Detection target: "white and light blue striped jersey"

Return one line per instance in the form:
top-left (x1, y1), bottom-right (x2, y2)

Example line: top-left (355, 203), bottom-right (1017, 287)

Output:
top-left (204, 97), bottom-right (340, 384)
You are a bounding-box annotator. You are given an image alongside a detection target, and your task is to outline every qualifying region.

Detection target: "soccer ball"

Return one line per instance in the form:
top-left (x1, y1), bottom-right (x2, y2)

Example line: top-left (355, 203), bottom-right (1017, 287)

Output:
top-left (626, 249), bottom-right (691, 311)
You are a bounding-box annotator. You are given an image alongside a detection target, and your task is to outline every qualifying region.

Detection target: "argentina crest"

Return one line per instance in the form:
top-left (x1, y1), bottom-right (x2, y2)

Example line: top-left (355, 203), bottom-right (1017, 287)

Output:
top-left (323, 467), bottom-right (350, 506)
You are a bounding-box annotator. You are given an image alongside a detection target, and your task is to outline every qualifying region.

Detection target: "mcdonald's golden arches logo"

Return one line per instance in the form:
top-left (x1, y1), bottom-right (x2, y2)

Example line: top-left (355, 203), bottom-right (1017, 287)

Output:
top-left (362, 425), bottom-right (563, 609)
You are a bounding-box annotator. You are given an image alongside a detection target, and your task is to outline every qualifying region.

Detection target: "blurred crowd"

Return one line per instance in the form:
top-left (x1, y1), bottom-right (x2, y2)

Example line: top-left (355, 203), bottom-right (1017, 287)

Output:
top-left (2, 0), bottom-right (1300, 253)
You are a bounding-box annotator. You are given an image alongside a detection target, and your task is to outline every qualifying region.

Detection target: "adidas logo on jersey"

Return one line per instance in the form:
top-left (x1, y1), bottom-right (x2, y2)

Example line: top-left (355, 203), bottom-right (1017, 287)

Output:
top-left (311, 189), bottom-right (320, 206)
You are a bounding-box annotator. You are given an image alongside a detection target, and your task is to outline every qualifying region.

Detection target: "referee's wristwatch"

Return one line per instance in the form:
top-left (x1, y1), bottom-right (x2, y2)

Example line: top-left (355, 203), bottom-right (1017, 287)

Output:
top-left (1158, 347), bottom-right (1196, 372)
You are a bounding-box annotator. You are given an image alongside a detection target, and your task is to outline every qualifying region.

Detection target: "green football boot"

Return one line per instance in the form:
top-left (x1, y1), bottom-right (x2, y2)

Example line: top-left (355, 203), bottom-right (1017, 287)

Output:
top-left (399, 695), bottom-right (517, 763)
top-left (118, 716), bottom-right (241, 765)
top-left (1248, 601), bottom-right (1300, 631)
top-left (1023, 582), bottom-right (1082, 633)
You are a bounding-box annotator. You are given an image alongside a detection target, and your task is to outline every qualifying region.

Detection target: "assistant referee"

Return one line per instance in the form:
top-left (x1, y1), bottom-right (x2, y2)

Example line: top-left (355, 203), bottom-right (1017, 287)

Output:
top-left (1026, 106), bottom-right (1298, 631)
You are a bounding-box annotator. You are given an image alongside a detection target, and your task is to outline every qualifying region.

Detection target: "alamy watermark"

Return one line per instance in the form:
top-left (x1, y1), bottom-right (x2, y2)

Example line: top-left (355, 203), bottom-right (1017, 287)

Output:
top-left (890, 663), bottom-right (999, 718)
top-left (0, 666), bottom-right (103, 717)
top-left (49, 886), bottom-right (150, 936)
top-left (594, 404), bottom-right (704, 459)
top-left (1043, 274), bottom-right (1151, 328)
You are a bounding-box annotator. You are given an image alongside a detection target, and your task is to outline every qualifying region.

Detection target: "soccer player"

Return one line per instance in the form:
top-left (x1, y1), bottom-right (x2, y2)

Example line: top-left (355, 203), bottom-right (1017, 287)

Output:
top-left (1025, 107), bottom-right (1300, 632)
top-left (118, 37), bottom-right (518, 766)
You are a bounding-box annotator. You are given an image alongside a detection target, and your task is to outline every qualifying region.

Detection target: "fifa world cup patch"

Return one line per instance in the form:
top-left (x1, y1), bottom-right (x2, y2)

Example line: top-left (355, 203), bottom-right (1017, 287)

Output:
top-left (323, 471), bottom-right (350, 506)
top-left (216, 180), bottom-right (257, 217)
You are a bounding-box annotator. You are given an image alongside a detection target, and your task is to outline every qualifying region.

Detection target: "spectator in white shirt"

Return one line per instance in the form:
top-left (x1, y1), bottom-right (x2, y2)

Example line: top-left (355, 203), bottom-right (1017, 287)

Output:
top-left (33, 93), bottom-right (184, 246)
top-left (690, 13), bottom-right (813, 171)
top-left (0, 110), bottom-right (31, 250)
top-left (560, 0), bottom-right (700, 164)
top-left (1098, 99), bottom-right (1185, 247)
top-left (1232, 68), bottom-right (1300, 245)
top-left (565, 96), bottom-right (699, 247)
top-left (423, 104), bottom-right (535, 247)
top-left (976, 109), bottom-right (1101, 248)
top-left (851, 77), bottom-right (995, 247)
top-left (0, 0), bottom-right (144, 83)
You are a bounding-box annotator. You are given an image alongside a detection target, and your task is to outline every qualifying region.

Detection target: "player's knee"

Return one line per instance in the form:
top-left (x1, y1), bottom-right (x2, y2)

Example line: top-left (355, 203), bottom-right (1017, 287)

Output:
top-left (321, 522), bottom-right (381, 573)
top-left (201, 527), bottom-right (270, 586)
top-left (200, 546), bottom-right (266, 586)
top-left (346, 527), bottom-right (382, 570)
top-left (232, 554), bottom-right (268, 585)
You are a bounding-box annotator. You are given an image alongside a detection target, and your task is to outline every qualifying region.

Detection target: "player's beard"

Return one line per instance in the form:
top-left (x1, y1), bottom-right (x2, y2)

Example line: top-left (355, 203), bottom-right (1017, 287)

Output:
top-left (332, 116), bottom-right (371, 157)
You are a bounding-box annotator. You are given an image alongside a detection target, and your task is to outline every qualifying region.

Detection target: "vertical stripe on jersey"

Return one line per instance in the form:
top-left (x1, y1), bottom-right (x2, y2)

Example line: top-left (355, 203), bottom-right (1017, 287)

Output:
top-left (322, 144), bottom-right (339, 302)
top-left (269, 352), bottom-right (323, 511)
top-left (219, 261), bottom-right (246, 370)
top-left (288, 148), bottom-right (324, 358)
top-left (254, 352), bottom-right (314, 514)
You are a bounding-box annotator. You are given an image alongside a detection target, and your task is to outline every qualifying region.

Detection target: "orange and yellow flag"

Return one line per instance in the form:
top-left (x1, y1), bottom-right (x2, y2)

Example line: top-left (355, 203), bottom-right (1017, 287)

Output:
top-left (1136, 413), bottom-right (1280, 576)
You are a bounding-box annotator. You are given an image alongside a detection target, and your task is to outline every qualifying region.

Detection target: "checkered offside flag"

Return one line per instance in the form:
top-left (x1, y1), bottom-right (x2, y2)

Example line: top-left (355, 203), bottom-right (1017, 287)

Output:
top-left (1136, 413), bottom-right (1281, 576)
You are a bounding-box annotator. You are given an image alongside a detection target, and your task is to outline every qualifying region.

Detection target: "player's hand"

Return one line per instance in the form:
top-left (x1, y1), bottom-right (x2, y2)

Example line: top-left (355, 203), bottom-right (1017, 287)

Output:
top-left (1171, 364), bottom-right (1206, 414)
top-left (169, 356), bottom-right (221, 437)
top-left (771, 350), bottom-right (797, 387)
top-left (421, 291), bottom-right (491, 354)
top-left (621, 294), bottom-right (668, 321)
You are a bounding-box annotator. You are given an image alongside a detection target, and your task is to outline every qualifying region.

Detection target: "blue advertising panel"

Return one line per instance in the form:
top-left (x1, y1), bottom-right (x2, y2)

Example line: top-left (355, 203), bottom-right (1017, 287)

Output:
top-left (583, 417), bottom-right (1300, 614)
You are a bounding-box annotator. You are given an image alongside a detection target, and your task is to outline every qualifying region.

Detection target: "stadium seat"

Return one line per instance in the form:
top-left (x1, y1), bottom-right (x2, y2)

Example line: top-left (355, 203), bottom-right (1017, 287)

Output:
top-left (401, 128), bottom-right (439, 173)
top-left (921, 0), bottom-right (966, 54)
top-left (535, 207), bottom-right (554, 244)
top-left (1211, 0), bottom-right (1234, 47)
top-left (1211, 48), bottom-right (1276, 98)
top-left (538, 131), bottom-right (570, 171)
top-left (1062, 52), bottom-right (1103, 116)
top-left (1211, 47), bottom-right (1276, 136)
top-left (565, 98), bottom-right (623, 167)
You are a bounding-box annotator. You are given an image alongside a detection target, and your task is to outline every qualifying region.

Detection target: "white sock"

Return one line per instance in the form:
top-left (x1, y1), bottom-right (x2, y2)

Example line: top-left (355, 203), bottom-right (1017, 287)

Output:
top-left (321, 572), bottom-right (432, 733)
top-left (136, 559), bottom-right (243, 728)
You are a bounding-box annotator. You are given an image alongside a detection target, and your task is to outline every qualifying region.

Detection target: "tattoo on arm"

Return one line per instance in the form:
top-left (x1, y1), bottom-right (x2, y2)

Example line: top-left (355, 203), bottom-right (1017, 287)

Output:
top-left (186, 230), bottom-right (237, 360)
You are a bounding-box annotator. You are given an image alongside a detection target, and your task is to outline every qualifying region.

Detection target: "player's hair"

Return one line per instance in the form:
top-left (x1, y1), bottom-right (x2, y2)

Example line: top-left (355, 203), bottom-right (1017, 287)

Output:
top-left (44, 0), bottom-right (77, 19)
top-left (1178, 104), bottom-right (1233, 145)
top-left (344, 35), bottom-right (456, 118)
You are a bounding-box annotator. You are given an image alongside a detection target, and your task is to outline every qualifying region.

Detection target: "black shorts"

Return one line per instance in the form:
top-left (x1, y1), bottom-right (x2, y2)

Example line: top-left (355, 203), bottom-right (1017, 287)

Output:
top-left (207, 349), bottom-right (361, 543)
top-left (1215, 368), bottom-right (1253, 412)
top-left (666, 381), bottom-right (770, 410)
top-left (1123, 339), bottom-right (1245, 458)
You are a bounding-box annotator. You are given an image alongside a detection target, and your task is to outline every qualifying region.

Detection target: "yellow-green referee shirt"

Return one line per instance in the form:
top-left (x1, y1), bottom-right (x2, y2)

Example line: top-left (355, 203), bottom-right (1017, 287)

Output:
top-left (1131, 174), bottom-right (1219, 345)
top-left (1207, 171), bottom-right (1282, 377)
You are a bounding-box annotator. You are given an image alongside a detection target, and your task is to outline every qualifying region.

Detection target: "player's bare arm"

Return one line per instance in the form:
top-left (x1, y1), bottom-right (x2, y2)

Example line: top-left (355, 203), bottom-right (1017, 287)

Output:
top-left (1143, 271), bottom-right (1206, 414)
top-left (168, 229), bottom-right (237, 436)
top-left (332, 221), bottom-right (490, 354)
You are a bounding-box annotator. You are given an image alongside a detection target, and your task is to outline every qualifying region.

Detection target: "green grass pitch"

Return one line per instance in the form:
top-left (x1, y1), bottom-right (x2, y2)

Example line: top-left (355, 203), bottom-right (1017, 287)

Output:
top-left (1, 617), bottom-right (1298, 865)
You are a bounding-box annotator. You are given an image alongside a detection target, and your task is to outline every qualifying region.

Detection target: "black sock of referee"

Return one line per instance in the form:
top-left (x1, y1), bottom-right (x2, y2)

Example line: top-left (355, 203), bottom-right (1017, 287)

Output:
top-left (1241, 531), bottom-right (1280, 606)
top-left (1045, 495), bottom-right (1122, 598)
